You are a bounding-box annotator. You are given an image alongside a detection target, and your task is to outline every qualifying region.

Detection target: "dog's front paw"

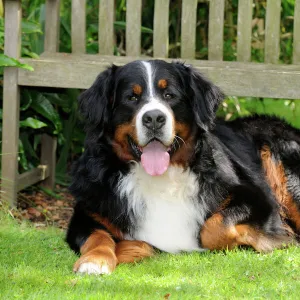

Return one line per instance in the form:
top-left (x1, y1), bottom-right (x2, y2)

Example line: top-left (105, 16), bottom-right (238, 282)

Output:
top-left (73, 249), bottom-right (117, 275)
top-left (75, 261), bottom-right (111, 275)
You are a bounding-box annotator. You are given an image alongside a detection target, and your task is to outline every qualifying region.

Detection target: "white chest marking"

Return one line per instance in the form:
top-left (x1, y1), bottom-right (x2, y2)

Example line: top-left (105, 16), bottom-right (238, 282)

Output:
top-left (118, 164), bottom-right (208, 253)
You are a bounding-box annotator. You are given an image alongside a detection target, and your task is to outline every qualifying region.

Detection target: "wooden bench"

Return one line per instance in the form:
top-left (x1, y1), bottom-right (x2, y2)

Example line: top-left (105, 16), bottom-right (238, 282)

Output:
top-left (3, 0), bottom-right (300, 206)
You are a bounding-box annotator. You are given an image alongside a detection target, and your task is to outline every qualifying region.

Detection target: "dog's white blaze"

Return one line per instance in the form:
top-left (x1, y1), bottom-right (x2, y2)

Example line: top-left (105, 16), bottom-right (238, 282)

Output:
top-left (118, 164), bottom-right (207, 253)
top-left (136, 61), bottom-right (174, 146)
top-left (142, 61), bottom-right (154, 98)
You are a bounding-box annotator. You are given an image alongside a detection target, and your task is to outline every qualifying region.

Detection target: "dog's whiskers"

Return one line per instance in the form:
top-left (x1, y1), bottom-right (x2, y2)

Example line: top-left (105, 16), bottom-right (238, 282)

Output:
top-left (175, 135), bottom-right (186, 148)
top-left (173, 136), bottom-right (180, 151)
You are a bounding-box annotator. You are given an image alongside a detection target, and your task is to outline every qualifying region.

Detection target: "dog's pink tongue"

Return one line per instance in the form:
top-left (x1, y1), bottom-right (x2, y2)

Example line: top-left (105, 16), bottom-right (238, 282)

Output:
top-left (141, 141), bottom-right (170, 176)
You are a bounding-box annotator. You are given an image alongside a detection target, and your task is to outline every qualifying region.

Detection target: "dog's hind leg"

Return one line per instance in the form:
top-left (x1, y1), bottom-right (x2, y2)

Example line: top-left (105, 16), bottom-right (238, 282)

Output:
top-left (261, 145), bottom-right (300, 234)
top-left (200, 213), bottom-right (292, 252)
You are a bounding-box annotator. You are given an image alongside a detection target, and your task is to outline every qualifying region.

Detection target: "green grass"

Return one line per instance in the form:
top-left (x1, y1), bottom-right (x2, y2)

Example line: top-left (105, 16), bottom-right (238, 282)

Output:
top-left (1, 213), bottom-right (300, 300)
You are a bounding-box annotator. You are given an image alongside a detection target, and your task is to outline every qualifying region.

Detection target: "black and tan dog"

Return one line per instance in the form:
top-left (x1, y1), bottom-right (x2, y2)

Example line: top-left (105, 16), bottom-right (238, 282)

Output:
top-left (66, 60), bottom-right (300, 275)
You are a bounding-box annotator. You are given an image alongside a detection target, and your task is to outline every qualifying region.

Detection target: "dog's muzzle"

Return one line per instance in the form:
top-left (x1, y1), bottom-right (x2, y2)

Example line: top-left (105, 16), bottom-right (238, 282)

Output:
top-left (134, 103), bottom-right (175, 176)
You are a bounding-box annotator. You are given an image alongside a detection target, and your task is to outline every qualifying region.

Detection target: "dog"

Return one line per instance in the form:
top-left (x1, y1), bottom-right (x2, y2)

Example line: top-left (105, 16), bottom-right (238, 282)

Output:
top-left (66, 60), bottom-right (300, 275)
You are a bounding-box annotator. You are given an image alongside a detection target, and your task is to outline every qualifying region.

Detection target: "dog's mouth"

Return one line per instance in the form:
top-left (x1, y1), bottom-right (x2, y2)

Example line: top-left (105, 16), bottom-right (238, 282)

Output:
top-left (128, 136), bottom-right (143, 159)
top-left (128, 136), bottom-right (174, 176)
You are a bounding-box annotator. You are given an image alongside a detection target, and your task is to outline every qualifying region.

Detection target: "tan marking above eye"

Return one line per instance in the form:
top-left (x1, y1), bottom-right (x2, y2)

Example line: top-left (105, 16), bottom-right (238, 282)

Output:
top-left (132, 84), bottom-right (142, 95)
top-left (158, 79), bottom-right (168, 89)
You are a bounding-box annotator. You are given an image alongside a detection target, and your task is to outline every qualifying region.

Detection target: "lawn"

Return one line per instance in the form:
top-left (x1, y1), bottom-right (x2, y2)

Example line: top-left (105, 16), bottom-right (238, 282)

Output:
top-left (1, 213), bottom-right (299, 300)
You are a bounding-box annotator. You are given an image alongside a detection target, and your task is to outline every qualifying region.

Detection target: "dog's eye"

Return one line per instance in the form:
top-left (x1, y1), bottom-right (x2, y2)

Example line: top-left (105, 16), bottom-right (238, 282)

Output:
top-left (129, 95), bottom-right (138, 101)
top-left (164, 93), bottom-right (173, 100)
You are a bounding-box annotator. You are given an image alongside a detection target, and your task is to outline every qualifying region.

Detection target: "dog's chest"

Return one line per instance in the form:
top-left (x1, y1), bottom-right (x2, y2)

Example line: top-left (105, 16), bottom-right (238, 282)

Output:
top-left (118, 164), bottom-right (207, 253)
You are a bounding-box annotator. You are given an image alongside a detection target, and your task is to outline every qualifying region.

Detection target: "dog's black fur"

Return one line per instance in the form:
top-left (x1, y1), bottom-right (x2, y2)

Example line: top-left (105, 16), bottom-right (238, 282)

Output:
top-left (66, 60), bottom-right (300, 274)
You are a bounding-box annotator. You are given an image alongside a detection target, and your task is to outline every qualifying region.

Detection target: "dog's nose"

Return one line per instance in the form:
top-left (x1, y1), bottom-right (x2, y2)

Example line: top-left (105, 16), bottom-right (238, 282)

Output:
top-left (142, 109), bottom-right (166, 130)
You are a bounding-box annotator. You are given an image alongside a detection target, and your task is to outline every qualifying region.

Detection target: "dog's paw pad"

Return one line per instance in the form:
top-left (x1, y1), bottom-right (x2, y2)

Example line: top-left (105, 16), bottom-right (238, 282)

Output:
top-left (76, 262), bottom-right (111, 275)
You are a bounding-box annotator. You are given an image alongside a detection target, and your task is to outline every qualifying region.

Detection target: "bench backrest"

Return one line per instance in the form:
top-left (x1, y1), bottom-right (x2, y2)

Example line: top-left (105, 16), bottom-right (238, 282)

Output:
top-left (8, 0), bottom-right (300, 99)
top-left (44, 0), bottom-right (300, 64)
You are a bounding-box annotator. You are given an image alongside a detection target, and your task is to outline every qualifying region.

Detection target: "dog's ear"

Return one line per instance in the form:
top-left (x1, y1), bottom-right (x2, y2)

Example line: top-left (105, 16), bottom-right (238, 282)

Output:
top-left (78, 65), bottom-right (118, 133)
top-left (188, 66), bottom-right (224, 131)
top-left (175, 63), bottom-right (224, 131)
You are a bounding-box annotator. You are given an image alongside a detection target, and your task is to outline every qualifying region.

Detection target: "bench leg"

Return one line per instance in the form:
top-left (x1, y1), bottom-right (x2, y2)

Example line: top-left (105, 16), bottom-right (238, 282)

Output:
top-left (1, 69), bottom-right (21, 207)
top-left (1, 0), bottom-right (22, 207)
top-left (40, 134), bottom-right (57, 189)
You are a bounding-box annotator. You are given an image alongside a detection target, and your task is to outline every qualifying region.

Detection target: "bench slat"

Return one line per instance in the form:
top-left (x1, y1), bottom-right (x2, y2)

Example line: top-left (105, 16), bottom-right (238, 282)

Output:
top-left (126, 0), bottom-right (142, 56)
top-left (153, 0), bottom-right (170, 58)
top-left (265, 0), bottom-right (281, 63)
top-left (99, 0), bottom-right (114, 55)
top-left (18, 55), bottom-right (300, 100)
top-left (294, 0), bottom-right (300, 64)
top-left (4, 0), bottom-right (21, 57)
top-left (208, 0), bottom-right (225, 61)
top-left (181, 0), bottom-right (198, 59)
top-left (237, 0), bottom-right (253, 62)
top-left (44, 0), bottom-right (60, 52)
top-left (72, 0), bottom-right (86, 53)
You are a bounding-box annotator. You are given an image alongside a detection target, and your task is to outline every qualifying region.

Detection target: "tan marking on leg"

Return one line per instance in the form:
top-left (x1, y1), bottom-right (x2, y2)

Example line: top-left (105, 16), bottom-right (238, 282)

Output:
top-left (235, 224), bottom-right (290, 252)
top-left (201, 214), bottom-right (238, 250)
top-left (201, 213), bottom-right (289, 252)
top-left (261, 146), bottom-right (300, 230)
top-left (116, 240), bottom-right (155, 264)
top-left (73, 230), bottom-right (117, 274)
top-left (91, 214), bottom-right (123, 240)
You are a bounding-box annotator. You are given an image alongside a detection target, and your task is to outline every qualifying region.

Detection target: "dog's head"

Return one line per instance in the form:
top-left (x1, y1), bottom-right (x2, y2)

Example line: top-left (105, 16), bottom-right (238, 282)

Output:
top-left (79, 60), bottom-right (224, 175)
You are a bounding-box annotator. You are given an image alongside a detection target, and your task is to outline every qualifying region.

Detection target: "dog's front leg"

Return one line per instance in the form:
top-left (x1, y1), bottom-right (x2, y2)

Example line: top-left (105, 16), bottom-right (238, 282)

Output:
top-left (116, 240), bottom-right (155, 263)
top-left (73, 230), bottom-right (117, 275)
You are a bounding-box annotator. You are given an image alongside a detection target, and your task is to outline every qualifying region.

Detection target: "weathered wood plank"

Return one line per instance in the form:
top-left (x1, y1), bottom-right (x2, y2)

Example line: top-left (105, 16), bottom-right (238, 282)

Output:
top-left (265, 0), bottom-right (281, 64)
top-left (18, 55), bottom-right (300, 99)
top-left (19, 52), bottom-right (300, 71)
top-left (4, 0), bottom-right (21, 57)
top-left (126, 0), bottom-right (142, 56)
top-left (208, 0), bottom-right (225, 61)
top-left (294, 0), bottom-right (300, 64)
top-left (40, 134), bottom-right (57, 189)
top-left (99, 0), bottom-right (114, 55)
top-left (153, 0), bottom-right (170, 58)
top-left (44, 0), bottom-right (61, 52)
top-left (2, 0), bottom-right (22, 206)
top-left (181, 0), bottom-right (198, 59)
top-left (237, 0), bottom-right (253, 62)
top-left (71, 0), bottom-right (86, 53)
top-left (18, 166), bottom-right (49, 192)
